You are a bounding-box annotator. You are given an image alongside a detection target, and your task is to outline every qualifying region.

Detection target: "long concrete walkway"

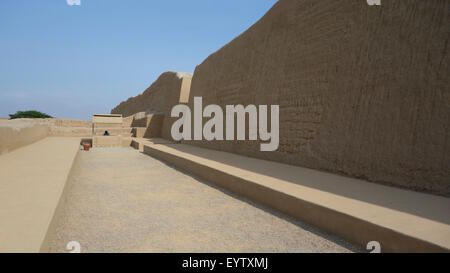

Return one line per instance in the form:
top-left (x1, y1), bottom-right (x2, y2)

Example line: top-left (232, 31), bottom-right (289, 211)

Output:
top-left (45, 148), bottom-right (358, 253)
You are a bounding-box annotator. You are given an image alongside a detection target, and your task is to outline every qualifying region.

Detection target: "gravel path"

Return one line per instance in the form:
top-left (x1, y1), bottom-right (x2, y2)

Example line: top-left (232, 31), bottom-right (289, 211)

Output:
top-left (46, 147), bottom-right (359, 253)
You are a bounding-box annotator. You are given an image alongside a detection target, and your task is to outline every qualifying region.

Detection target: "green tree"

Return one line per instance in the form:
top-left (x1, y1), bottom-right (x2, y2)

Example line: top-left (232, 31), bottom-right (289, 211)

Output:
top-left (9, 110), bottom-right (53, 119)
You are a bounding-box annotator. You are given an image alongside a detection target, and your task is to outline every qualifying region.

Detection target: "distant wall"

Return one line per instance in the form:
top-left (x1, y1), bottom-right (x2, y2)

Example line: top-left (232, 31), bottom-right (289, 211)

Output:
top-left (0, 119), bottom-right (49, 155)
top-left (0, 119), bottom-right (95, 154)
top-left (48, 127), bottom-right (92, 137)
top-left (46, 119), bottom-right (92, 137)
top-left (92, 115), bottom-right (122, 124)
top-left (111, 72), bottom-right (192, 117)
top-left (49, 119), bottom-right (92, 128)
top-left (122, 116), bottom-right (134, 128)
top-left (130, 112), bottom-right (150, 128)
top-left (185, 0), bottom-right (450, 195)
top-left (111, 71), bottom-right (192, 140)
top-left (161, 75), bottom-right (192, 140)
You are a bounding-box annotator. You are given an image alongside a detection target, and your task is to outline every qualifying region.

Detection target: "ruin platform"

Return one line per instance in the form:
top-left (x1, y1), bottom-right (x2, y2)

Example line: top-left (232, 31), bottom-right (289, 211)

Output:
top-left (142, 143), bottom-right (450, 252)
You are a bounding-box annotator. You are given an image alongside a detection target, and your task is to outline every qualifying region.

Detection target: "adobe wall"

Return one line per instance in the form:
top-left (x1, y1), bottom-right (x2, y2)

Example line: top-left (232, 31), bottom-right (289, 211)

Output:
top-left (186, 0), bottom-right (450, 195)
top-left (49, 119), bottom-right (92, 128)
top-left (0, 118), bottom-right (95, 154)
top-left (46, 119), bottom-right (92, 137)
top-left (0, 119), bottom-right (49, 155)
top-left (130, 112), bottom-right (150, 128)
top-left (111, 72), bottom-right (192, 117)
top-left (111, 71), bottom-right (192, 140)
top-left (122, 115), bottom-right (134, 128)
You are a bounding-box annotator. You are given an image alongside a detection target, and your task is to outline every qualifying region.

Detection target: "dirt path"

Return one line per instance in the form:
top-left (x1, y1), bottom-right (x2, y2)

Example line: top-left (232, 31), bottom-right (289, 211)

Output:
top-left (46, 147), bottom-right (359, 253)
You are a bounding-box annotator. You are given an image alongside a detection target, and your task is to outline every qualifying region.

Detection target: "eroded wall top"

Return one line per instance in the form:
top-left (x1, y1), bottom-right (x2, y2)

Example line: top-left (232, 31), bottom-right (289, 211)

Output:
top-left (111, 72), bottom-right (192, 118)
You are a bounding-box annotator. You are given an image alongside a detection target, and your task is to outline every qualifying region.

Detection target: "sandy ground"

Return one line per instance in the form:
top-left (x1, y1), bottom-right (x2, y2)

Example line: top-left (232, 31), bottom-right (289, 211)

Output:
top-left (46, 147), bottom-right (360, 253)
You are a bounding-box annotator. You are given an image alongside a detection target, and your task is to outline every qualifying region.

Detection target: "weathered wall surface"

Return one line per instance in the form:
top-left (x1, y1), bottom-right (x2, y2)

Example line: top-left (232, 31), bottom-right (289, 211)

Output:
top-left (0, 119), bottom-right (49, 155)
top-left (0, 118), bottom-right (95, 154)
top-left (161, 75), bottom-right (192, 140)
top-left (122, 116), bottom-right (134, 128)
top-left (111, 71), bottom-right (192, 140)
top-left (111, 72), bottom-right (192, 117)
top-left (49, 119), bottom-right (92, 128)
top-left (46, 119), bottom-right (92, 137)
top-left (186, 0), bottom-right (450, 195)
top-left (48, 127), bottom-right (92, 137)
top-left (130, 112), bottom-right (150, 128)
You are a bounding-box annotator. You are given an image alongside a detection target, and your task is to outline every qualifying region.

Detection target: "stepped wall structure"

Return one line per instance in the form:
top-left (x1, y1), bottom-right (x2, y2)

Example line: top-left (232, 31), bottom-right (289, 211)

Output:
top-left (111, 72), bottom-right (192, 140)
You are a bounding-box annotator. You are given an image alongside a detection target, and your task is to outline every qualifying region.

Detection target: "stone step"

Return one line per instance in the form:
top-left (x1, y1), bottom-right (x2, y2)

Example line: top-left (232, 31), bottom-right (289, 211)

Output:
top-left (93, 123), bottom-right (127, 128)
top-left (130, 138), bottom-right (174, 152)
top-left (93, 127), bottom-right (133, 136)
top-left (141, 143), bottom-right (450, 253)
top-left (93, 136), bottom-right (133, 148)
top-left (94, 132), bottom-right (133, 138)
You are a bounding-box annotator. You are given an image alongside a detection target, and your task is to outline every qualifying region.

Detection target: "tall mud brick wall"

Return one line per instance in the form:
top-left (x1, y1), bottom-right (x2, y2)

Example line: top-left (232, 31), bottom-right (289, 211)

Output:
top-left (112, 71), bottom-right (192, 140)
top-left (187, 0), bottom-right (450, 196)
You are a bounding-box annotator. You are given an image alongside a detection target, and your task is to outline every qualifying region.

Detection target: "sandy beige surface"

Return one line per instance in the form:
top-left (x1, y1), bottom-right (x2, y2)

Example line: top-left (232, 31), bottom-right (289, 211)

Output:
top-left (0, 119), bottom-right (48, 154)
top-left (144, 143), bottom-right (450, 252)
top-left (45, 148), bottom-right (358, 253)
top-left (0, 137), bottom-right (81, 252)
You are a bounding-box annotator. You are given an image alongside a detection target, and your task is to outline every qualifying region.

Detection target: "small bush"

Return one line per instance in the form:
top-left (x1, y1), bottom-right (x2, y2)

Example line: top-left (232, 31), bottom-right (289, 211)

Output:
top-left (9, 110), bottom-right (53, 119)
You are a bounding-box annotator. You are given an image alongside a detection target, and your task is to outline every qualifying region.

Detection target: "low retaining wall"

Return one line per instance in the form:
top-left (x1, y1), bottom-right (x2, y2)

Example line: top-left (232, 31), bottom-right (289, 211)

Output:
top-left (49, 127), bottom-right (92, 137)
top-left (49, 119), bottom-right (92, 128)
top-left (0, 119), bottom-right (49, 155)
top-left (93, 136), bottom-right (133, 148)
top-left (46, 119), bottom-right (92, 137)
top-left (142, 143), bottom-right (450, 252)
top-left (0, 137), bottom-right (82, 252)
top-left (0, 118), bottom-right (95, 154)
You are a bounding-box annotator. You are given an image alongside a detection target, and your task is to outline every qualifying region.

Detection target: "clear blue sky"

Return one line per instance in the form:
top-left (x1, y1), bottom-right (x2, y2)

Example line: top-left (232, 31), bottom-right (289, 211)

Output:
top-left (0, 0), bottom-right (276, 120)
